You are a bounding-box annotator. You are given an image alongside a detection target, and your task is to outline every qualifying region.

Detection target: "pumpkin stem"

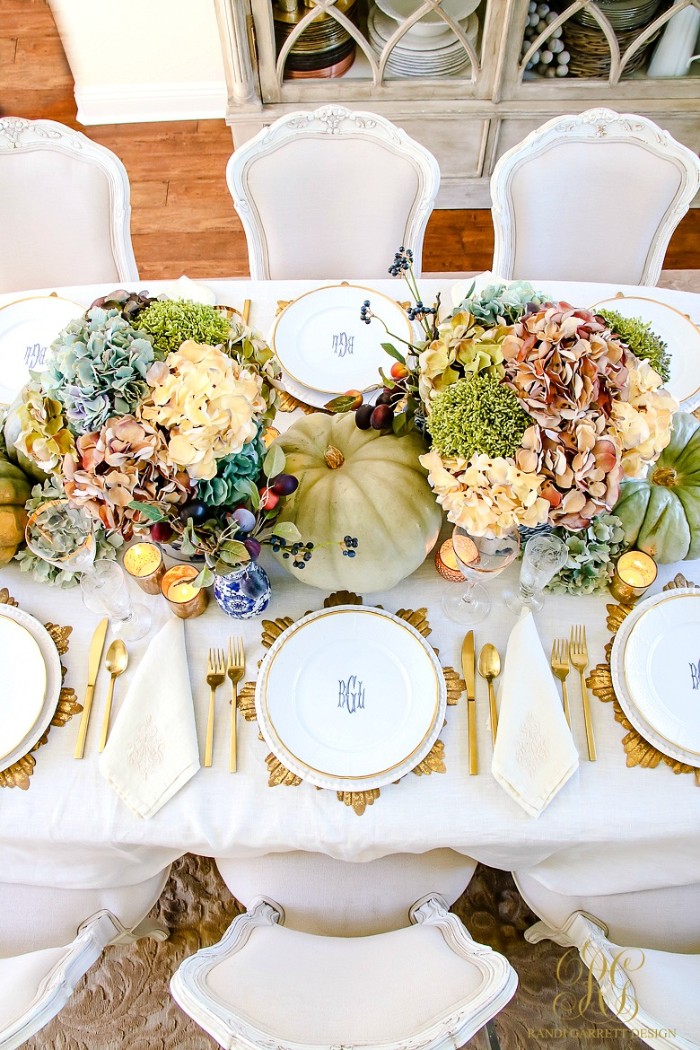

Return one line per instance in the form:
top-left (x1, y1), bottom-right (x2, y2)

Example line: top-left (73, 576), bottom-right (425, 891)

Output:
top-left (652, 466), bottom-right (678, 487)
top-left (323, 445), bottom-right (345, 469)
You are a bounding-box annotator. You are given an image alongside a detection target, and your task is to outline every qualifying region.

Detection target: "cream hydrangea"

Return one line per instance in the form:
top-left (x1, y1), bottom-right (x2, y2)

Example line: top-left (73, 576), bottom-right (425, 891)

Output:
top-left (141, 341), bottom-right (266, 481)
top-left (420, 449), bottom-right (549, 537)
top-left (611, 358), bottom-right (678, 478)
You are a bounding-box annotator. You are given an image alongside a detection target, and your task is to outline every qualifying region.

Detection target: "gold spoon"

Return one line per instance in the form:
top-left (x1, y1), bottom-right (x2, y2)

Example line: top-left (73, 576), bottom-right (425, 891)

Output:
top-left (98, 639), bottom-right (128, 752)
top-left (478, 643), bottom-right (501, 746)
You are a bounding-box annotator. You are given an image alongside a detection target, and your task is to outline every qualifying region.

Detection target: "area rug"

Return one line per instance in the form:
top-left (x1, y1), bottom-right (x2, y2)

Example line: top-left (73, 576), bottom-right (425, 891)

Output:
top-left (23, 857), bottom-right (645, 1050)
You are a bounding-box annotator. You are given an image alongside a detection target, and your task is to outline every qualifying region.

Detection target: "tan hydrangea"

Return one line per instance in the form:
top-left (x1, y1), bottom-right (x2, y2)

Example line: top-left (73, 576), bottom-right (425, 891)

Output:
top-left (611, 357), bottom-right (678, 478)
top-left (141, 341), bottom-right (266, 481)
top-left (418, 311), bottom-right (506, 406)
top-left (63, 416), bottom-right (189, 536)
top-left (501, 303), bottom-right (629, 427)
top-left (420, 449), bottom-right (549, 537)
top-left (13, 383), bottom-right (75, 474)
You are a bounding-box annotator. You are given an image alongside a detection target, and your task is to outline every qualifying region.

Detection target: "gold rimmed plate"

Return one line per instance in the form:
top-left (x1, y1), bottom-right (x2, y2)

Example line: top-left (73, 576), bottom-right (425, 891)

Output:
top-left (255, 605), bottom-right (446, 791)
top-left (0, 604), bottom-right (62, 771)
top-left (270, 283), bottom-right (414, 396)
top-left (0, 295), bottom-right (84, 406)
top-left (611, 588), bottom-right (700, 765)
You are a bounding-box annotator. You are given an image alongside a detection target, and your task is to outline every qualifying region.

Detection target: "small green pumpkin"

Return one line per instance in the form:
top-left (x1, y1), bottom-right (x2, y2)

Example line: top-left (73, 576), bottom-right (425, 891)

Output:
top-left (272, 413), bottom-right (442, 591)
top-left (614, 411), bottom-right (700, 563)
top-left (0, 456), bottom-right (31, 565)
top-left (3, 397), bottom-right (49, 483)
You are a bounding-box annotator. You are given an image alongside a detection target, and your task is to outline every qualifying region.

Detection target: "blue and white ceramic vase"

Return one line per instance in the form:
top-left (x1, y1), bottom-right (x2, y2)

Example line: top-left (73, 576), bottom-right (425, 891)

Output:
top-left (213, 561), bottom-right (272, 619)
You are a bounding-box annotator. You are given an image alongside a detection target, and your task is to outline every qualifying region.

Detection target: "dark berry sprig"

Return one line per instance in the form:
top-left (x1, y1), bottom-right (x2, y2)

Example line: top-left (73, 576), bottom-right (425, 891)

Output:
top-left (341, 535), bottom-right (359, 558)
top-left (388, 247), bottom-right (414, 277)
top-left (360, 299), bottom-right (373, 325)
top-left (269, 536), bottom-right (315, 570)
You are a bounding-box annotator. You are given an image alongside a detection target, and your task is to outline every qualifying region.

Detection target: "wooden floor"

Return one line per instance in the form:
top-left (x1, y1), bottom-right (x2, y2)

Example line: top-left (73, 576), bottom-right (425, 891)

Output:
top-left (2, 0), bottom-right (699, 280)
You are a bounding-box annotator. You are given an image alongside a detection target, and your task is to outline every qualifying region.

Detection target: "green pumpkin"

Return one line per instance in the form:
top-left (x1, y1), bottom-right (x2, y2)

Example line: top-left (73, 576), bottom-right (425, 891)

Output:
top-left (614, 411), bottom-right (700, 563)
top-left (272, 413), bottom-right (442, 591)
top-left (0, 456), bottom-right (31, 565)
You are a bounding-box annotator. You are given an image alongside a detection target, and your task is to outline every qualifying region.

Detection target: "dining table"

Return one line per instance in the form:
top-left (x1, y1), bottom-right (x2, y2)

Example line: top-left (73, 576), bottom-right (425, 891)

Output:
top-left (1, 275), bottom-right (699, 904)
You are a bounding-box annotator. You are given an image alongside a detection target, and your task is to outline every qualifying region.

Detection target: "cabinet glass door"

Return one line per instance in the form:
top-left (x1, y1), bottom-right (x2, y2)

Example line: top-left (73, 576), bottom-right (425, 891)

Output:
top-left (252, 0), bottom-right (500, 102)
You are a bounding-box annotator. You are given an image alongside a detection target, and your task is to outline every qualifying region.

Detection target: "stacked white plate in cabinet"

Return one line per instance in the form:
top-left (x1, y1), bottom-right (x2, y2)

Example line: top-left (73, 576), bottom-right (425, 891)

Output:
top-left (368, 4), bottom-right (479, 77)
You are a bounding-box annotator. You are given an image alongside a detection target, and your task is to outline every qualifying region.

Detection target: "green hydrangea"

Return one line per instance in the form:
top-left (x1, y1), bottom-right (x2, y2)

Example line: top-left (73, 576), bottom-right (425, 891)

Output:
top-left (453, 281), bottom-right (549, 327)
top-left (42, 307), bottom-right (155, 435)
top-left (137, 300), bottom-right (233, 355)
top-left (598, 309), bottom-right (671, 383)
top-left (196, 435), bottom-right (264, 508)
top-left (14, 479), bottom-right (123, 588)
top-left (546, 513), bottom-right (627, 595)
top-left (428, 375), bottom-right (532, 460)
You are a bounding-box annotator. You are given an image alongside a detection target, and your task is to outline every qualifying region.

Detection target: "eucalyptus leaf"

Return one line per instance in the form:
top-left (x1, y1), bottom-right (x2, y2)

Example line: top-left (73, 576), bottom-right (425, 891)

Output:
top-left (263, 444), bottom-right (285, 479)
top-left (270, 521), bottom-right (302, 543)
top-left (221, 539), bottom-right (250, 561)
top-left (128, 501), bottom-right (165, 522)
top-left (381, 342), bottom-right (406, 365)
top-left (324, 395), bottom-right (359, 413)
top-left (193, 567), bottom-right (215, 589)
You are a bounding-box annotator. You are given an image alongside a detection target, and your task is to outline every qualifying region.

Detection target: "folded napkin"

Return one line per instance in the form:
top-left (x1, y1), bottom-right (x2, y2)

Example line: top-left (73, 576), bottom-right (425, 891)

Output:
top-left (100, 616), bottom-right (200, 819)
top-left (158, 274), bottom-right (217, 305)
top-left (492, 610), bottom-right (579, 817)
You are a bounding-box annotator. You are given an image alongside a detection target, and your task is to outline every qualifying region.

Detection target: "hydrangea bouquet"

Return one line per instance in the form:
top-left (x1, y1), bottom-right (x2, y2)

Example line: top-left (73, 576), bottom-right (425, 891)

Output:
top-left (7, 292), bottom-right (310, 586)
top-left (353, 249), bottom-right (678, 593)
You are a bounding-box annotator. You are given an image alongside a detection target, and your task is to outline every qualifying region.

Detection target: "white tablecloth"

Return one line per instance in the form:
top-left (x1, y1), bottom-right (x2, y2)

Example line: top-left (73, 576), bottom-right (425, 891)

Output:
top-left (2, 277), bottom-right (699, 895)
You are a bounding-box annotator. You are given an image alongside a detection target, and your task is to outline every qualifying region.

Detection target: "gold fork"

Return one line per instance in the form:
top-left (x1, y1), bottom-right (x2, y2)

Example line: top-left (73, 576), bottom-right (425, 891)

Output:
top-left (570, 625), bottom-right (597, 761)
top-left (550, 639), bottom-right (572, 728)
top-left (204, 648), bottom-right (226, 768)
top-left (227, 637), bottom-right (245, 774)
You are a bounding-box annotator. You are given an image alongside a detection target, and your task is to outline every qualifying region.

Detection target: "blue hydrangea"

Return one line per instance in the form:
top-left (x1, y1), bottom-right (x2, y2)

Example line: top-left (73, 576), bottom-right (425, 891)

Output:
top-left (196, 434), bottom-right (264, 508)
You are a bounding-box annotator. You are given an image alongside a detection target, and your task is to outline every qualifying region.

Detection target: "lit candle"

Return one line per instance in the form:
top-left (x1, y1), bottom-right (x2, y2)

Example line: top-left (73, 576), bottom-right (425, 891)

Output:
top-left (162, 564), bottom-right (209, 619)
top-left (123, 542), bottom-right (165, 595)
top-left (609, 550), bottom-right (657, 604)
top-left (434, 539), bottom-right (465, 583)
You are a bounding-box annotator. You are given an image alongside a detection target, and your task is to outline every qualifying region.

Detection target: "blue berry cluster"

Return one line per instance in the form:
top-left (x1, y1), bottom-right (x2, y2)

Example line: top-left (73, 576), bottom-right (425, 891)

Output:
top-left (341, 535), bottom-right (359, 558)
top-left (388, 247), bottom-right (414, 276)
top-left (406, 300), bottom-right (437, 322)
top-left (269, 536), bottom-right (315, 570)
top-left (360, 299), bottom-right (372, 325)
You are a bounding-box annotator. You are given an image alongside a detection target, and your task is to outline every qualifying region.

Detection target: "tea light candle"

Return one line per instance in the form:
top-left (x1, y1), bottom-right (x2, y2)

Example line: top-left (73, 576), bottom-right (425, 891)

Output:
top-left (609, 550), bottom-right (657, 604)
top-left (123, 542), bottom-right (165, 594)
top-left (434, 539), bottom-right (464, 583)
top-left (161, 564), bottom-right (209, 619)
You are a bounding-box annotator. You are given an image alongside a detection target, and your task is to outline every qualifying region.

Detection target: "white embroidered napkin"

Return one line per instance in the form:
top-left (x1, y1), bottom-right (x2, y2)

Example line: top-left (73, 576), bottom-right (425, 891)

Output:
top-left (492, 610), bottom-right (579, 817)
top-left (100, 616), bottom-right (200, 819)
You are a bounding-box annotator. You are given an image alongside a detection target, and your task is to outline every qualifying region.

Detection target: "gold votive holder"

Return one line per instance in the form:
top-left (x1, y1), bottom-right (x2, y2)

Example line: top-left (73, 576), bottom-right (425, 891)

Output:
top-left (435, 539), bottom-right (464, 583)
top-left (123, 541), bottom-right (165, 595)
top-left (161, 564), bottom-right (209, 619)
top-left (609, 550), bottom-right (657, 604)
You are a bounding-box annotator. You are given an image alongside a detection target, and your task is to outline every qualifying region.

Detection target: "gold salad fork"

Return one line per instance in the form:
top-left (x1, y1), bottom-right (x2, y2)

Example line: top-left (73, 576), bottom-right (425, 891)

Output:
top-left (204, 648), bottom-right (226, 768)
top-left (570, 625), bottom-right (597, 762)
top-left (227, 637), bottom-right (245, 774)
top-left (550, 639), bottom-right (572, 728)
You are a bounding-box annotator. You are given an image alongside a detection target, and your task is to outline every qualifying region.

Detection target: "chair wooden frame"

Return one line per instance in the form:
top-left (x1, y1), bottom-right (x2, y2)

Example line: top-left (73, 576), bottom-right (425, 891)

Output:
top-left (0, 116), bottom-right (139, 286)
top-left (491, 107), bottom-right (700, 286)
top-left (225, 105), bottom-right (440, 279)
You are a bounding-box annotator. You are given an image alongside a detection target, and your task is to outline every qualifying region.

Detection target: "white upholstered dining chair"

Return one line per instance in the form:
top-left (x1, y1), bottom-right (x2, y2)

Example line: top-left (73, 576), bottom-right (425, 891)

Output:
top-left (514, 869), bottom-right (700, 1049)
top-left (170, 851), bottom-right (517, 1050)
top-left (0, 867), bottom-right (170, 1049)
top-left (225, 105), bottom-right (440, 280)
top-left (0, 117), bottom-right (139, 294)
top-left (490, 107), bottom-right (700, 286)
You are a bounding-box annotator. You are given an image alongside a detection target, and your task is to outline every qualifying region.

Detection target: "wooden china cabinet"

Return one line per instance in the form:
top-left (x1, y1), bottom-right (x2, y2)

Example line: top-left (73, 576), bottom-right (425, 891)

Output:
top-left (215, 0), bottom-right (700, 207)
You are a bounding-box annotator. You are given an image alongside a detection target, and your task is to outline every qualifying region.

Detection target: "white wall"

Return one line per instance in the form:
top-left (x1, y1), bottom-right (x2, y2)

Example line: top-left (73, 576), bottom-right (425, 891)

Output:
top-left (49, 0), bottom-right (228, 124)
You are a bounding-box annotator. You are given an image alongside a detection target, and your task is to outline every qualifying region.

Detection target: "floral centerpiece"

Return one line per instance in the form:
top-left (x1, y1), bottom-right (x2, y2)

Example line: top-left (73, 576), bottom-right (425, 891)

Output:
top-left (346, 249), bottom-right (679, 593)
top-left (6, 292), bottom-right (354, 591)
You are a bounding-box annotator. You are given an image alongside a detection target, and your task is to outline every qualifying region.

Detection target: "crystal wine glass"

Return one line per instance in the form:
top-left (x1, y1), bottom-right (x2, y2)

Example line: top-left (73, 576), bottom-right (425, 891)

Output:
top-left (442, 525), bottom-right (521, 625)
top-left (25, 499), bottom-right (97, 573)
top-left (504, 533), bottom-right (569, 614)
top-left (80, 559), bottom-right (151, 641)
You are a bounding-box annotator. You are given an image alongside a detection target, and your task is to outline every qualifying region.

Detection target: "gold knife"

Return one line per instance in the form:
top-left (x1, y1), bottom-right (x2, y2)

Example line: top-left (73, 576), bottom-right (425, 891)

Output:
top-left (74, 617), bottom-right (109, 759)
top-left (461, 630), bottom-right (478, 776)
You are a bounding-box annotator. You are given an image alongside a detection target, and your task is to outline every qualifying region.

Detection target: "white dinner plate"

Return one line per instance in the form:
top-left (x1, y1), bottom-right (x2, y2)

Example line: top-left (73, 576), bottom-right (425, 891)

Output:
top-left (370, 8), bottom-right (478, 50)
top-left (611, 587), bottom-right (700, 764)
top-left (270, 284), bottom-right (413, 395)
top-left (0, 603), bottom-right (62, 772)
top-left (374, 0), bottom-right (480, 33)
top-left (255, 605), bottom-right (447, 791)
top-left (0, 295), bottom-right (85, 406)
top-left (592, 295), bottom-right (700, 411)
